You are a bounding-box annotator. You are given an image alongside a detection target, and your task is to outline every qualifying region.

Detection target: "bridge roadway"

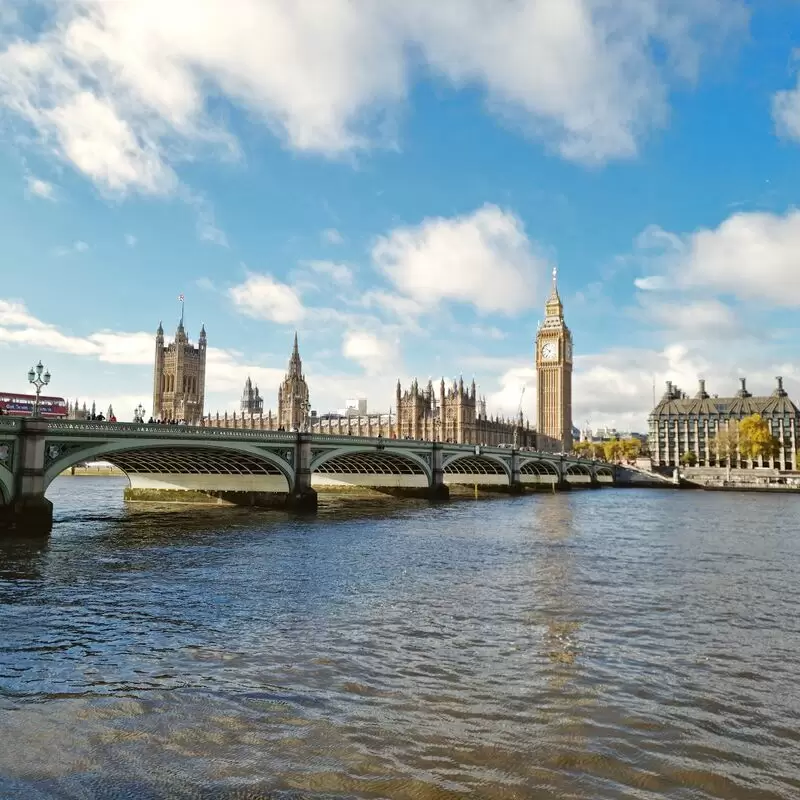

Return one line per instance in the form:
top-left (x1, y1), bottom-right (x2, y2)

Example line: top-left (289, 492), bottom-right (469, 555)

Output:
top-left (0, 418), bottom-right (615, 534)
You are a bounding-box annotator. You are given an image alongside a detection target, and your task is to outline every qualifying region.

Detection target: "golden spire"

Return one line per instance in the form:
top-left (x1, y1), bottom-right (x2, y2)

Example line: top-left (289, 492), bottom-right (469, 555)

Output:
top-left (545, 265), bottom-right (563, 319)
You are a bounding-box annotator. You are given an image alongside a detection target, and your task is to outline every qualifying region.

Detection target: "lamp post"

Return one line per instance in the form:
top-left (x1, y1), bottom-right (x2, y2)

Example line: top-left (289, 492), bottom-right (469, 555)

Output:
top-left (133, 403), bottom-right (146, 423)
top-left (27, 361), bottom-right (51, 417)
top-left (299, 397), bottom-right (311, 432)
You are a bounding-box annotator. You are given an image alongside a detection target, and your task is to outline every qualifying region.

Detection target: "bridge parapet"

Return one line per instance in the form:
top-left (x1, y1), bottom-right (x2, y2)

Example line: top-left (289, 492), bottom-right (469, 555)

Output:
top-left (46, 420), bottom-right (294, 442)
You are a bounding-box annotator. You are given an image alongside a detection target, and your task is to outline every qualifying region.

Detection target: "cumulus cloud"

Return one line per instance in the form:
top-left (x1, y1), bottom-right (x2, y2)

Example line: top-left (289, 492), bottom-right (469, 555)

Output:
top-left (322, 228), bottom-right (344, 245)
top-left (0, 299), bottom-right (152, 362)
top-left (373, 204), bottom-right (549, 315)
top-left (228, 273), bottom-right (305, 324)
top-left (25, 174), bottom-right (55, 200)
top-left (0, 0), bottom-right (747, 197)
top-left (307, 260), bottom-right (353, 285)
top-left (342, 330), bottom-right (396, 375)
top-left (773, 51), bottom-right (800, 142)
top-left (635, 211), bottom-right (800, 306)
top-left (632, 296), bottom-right (739, 338)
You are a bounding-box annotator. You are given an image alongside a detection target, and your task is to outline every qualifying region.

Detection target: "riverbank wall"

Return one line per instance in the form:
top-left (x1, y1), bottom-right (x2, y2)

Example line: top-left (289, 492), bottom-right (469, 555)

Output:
top-left (680, 466), bottom-right (800, 493)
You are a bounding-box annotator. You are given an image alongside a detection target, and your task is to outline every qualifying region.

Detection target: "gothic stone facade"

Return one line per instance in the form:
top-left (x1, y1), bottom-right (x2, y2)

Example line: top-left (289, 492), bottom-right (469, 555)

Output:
top-left (240, 376), bottom-right (264, 415)
top-left (201, 269), bottom-right (573, 449)
top-left (277, 334), bottom-right (310, 430)
top-left (535, 268), bottom-right (573, 452)
top-left (203, 334), bottom-right (310, 432)
top-left (649, 377), bottom-right (799, 470)
top-left (152, 320), bottom-right (207, 424)
top-left (393, 377), bottom-right (534, 446)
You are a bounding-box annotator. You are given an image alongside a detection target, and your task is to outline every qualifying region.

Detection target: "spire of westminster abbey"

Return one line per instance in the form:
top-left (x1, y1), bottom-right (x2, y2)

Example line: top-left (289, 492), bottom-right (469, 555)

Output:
top-left (535, 267), bottom-right (573, 452)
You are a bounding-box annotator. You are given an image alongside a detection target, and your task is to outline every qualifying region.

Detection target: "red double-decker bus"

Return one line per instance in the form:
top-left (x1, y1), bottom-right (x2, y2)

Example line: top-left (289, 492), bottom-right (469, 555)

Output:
top-left (0, 392), bottom-right (68, 418)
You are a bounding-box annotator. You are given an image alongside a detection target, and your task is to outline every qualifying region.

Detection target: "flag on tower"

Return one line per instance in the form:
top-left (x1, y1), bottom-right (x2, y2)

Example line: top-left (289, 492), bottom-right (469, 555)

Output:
top-left (178, 293), bottom-right (184, 302)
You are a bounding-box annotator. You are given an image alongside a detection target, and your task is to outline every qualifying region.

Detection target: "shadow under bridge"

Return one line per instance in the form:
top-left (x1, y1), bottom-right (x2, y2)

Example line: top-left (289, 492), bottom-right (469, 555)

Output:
top-left (519, 459), bottom-right (560, 485)
top-left (310, 448), bottom-right (432, 491)
top-left (46, 442), bottom-right (294, 495)
top-left (443, 454), bottom-right (511, 486)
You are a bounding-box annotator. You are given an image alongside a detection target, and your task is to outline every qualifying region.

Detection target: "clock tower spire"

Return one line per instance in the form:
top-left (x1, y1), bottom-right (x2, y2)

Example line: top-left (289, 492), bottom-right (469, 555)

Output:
top-left (535, 266), bottom-right (573, 452)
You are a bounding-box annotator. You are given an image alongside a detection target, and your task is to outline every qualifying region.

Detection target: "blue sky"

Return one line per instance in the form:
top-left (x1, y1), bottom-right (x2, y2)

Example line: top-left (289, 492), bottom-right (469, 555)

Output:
top-left (1, 0), bottom-right (800, 430)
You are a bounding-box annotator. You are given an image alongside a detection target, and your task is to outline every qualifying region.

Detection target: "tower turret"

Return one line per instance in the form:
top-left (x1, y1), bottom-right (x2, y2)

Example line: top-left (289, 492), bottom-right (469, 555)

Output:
top-left (277, 334), bottom-right (310, 430)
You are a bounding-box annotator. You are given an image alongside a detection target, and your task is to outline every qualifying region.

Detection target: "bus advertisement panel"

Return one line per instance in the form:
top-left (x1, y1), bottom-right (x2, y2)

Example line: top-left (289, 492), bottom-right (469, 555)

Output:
top-left (0, 393), bottom-right (68, 418)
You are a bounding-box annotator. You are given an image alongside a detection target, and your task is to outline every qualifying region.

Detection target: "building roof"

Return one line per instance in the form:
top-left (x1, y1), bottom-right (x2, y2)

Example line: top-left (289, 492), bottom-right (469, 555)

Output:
top-left (651, 377), bottom-right (799, 418)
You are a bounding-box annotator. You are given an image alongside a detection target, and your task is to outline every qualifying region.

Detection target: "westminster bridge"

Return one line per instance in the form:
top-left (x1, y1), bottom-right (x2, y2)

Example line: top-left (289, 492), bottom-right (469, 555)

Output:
top-left (0, 417), bottom-right (617, 534)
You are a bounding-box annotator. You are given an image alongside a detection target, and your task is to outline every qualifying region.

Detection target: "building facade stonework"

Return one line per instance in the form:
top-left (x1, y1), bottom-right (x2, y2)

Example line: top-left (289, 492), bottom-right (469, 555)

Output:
top-left (240, 377), bottom-right (263, 416)
top-left (277, 334), bottom-right (310, 430)
top-left (649, 377), bottom-right (799, 470)
top-left (535, 268), bottom-right (573, 452)
top-left (152, 319), bottom-right (207, 424)
top-left (200, 274), bottom-right (570, 447)
top-left (393, 377), bottom-right (534, 446)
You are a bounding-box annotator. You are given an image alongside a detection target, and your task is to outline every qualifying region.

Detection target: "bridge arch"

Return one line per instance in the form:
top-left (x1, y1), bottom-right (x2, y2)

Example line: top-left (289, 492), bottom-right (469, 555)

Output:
top-left (595, 464), bottom-right (614, 481)
top-left (443, 452), bottom-right (512, 482)
top-left (565, 462), bottom-right (593, 477)
top-left (519, 459), bottom-right (560, 477)
top-left (43, 440), bottom-right (295, 492)
top-left (310, 447), bottom-right (432, 485)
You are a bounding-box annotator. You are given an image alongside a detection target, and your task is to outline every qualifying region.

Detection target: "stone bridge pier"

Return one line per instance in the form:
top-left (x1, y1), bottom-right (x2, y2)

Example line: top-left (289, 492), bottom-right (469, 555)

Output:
top-left (0, 419), bottom-right (53, 535)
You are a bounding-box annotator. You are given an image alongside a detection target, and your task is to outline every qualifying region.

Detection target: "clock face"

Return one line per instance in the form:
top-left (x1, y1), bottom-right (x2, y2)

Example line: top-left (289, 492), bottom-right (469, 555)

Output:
top-left (541, 342), bottom-right (557, 361)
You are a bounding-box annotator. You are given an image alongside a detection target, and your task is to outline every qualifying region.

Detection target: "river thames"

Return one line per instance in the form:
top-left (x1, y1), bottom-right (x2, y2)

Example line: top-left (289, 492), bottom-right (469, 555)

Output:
top-left (1, 479), bottom-right (798, 799)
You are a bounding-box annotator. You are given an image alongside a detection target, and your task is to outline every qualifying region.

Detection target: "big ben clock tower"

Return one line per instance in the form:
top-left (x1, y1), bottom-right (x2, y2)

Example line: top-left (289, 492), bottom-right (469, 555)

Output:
top-left (536, 267), bottom-right (573, 452)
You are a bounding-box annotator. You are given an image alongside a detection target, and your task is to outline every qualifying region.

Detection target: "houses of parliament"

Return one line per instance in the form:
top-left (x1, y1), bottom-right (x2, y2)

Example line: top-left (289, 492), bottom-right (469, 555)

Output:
top-left (149, 273), bottom-right (573, 449)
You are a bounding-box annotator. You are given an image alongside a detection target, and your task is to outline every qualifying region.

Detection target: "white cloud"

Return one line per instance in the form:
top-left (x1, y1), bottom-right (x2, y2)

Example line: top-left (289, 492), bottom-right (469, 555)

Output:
top-left (0, 299), bottom-right (152, 362)
top-left (25, 174), bottom-right (55, 200)
top-left (307, 259), bottom-right (353, 285)
top-left (360, 289), bottom-right (427, 320)
top-left (0, 0), bottom-right (747, 197)
top-left (471, 325), bottom-right (507, 341)
top-left (228, 273), bottom-right (305, 324)
top-left (632, 296), bottom-right (739, 338)
top-left (190, 196), bottom-right (228, 247)
top-left (53, 240), bottom-right (88, 257)
top-left (322, 228), bottom-right (344, 245)
top-left (373, 204), bottom-right (549, 315)
top-left (487, 366), bottom-right (536, 420)
top-left (125, 233), bottom-right (137, 247)
top-left (342, 330), bottom-right (395, 374)
top-left (635, 210), bottom-right (800, 306)
top-left (634, 275), bottom-right (668, 291)
top-left (773, 51), bottom-right (800, 142)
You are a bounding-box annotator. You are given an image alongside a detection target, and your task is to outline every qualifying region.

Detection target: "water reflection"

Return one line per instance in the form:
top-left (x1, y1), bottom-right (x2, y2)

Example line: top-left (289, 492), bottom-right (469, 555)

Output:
top-left (0, 481), bottom-right (798, 798)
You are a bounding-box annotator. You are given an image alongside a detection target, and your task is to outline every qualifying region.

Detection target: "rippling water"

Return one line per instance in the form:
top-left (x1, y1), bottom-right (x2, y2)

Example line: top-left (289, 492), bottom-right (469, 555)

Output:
top-left (1, 478), bottom-right (799, 799)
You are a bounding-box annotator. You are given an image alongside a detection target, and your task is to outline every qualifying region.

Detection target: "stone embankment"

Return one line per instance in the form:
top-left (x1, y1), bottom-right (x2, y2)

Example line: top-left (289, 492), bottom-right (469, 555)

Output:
top-left (680, 467), bottom-right (800, 493)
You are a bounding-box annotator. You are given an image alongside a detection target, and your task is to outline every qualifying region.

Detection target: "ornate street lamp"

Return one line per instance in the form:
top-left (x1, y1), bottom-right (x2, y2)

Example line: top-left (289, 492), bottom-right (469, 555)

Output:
top-left (27, 361), bottom-right (51, 417)
top-left (299, 397), bottom-right (311, 432)
top-left (133, 403), bottom-right (146, 423)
